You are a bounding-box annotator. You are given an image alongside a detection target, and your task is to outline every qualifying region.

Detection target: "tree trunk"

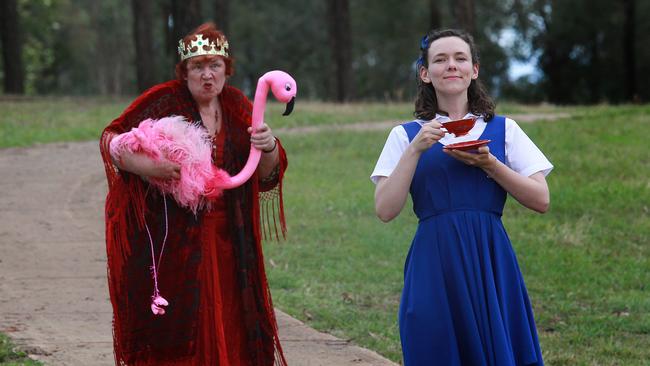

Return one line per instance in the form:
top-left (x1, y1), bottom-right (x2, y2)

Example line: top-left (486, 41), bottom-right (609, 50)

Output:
top-left (622, 0), bottom-right (637, 101)
top-left (326, 0), bottom-right (354, 102)
top-left (0, 0), bottom-right (25, 94)
top-left (132, 0), bottom-right (157, 92)
top-left (214, 0), bottom-right (230, 35)
top-left (429, 0), bottom-right (442, 30)
top-left (448, 0), bottom-right (475, 34)
top-left (587, 37), bottom-right (601, 103)
top-left (169, 0), bottom-right (202, 55)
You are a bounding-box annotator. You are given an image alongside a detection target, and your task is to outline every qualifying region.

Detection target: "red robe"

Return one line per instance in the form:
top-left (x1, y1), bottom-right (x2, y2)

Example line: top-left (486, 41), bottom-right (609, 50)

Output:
top-left (100, 80), bottom-right (288, 365)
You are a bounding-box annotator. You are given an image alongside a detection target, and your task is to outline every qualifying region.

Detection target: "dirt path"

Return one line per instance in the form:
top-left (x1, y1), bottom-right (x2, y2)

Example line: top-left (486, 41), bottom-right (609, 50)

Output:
top-left (0, 141), bottom-right (396, 365)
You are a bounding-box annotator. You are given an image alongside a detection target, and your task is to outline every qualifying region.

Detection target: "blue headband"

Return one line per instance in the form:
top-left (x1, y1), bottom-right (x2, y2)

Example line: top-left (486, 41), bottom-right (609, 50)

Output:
top-left (416, 34), bottom-right (430, 68)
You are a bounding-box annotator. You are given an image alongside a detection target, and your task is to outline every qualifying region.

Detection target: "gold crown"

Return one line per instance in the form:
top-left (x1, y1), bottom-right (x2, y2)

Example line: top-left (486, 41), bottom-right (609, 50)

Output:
top-left (178, 34), bottom-right (229, 61)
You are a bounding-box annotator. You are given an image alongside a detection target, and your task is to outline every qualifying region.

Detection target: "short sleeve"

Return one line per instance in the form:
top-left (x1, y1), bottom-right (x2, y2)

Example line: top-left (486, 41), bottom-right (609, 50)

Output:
top-left (505, 118), bottom-right (554, 177)
top-left (370, 125), bottom-right (410, 184)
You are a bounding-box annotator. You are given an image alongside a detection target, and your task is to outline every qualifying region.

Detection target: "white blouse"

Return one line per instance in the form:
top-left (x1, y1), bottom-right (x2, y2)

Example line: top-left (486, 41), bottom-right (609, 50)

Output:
top-left (370, 113), bottom-right (554, 184)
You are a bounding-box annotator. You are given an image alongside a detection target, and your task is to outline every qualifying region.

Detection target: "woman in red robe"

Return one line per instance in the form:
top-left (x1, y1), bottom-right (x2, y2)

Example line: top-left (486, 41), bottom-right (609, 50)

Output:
top-left (99, 22), bottom-right (288, 365)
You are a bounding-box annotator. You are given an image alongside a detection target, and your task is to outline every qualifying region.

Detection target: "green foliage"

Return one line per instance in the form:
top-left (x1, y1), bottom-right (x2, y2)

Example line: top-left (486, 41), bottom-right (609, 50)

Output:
top-left (3, 1), bottom-right (650, 103)
top-left (511, 0), bottom-right (650, 103)
top-left (0, 334), bottom-right (41, 365)
top-left (14, 0), bottom-right (136, 95)
top-left (228, 0), bottom-right (331, 99)
top-left (4, 0), bottom-right (515, 101)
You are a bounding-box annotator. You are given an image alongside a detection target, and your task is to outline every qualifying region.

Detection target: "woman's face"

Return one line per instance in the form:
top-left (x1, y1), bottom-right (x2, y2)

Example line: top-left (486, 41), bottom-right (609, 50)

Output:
top-left (185, 55), bottom-right (227, 103)
top-left (420, 36), bottom-right (479, 97)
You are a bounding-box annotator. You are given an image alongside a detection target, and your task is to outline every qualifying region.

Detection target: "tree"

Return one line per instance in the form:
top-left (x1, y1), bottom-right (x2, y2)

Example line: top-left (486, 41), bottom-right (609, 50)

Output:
top-left (521, 0), bottom-right (639, 103)
top-left (214, 0), bottom-right (230, 35)
top-left (429, 0), bottom-right (442, 30)
top-left (327, 0), bottom-right (354, 102)
top-left (448, 0), bottom-right (475, 34)
top-left (169, 0), bottom-right (202, 55)
top-left (622, 0), bottom-right (637, 101)
top-left (132, 0), bottom-right (157, 92)
top-left (0, 0), bottom-right (25, 94)
top-left (89, 1), bottom-right (134, 95)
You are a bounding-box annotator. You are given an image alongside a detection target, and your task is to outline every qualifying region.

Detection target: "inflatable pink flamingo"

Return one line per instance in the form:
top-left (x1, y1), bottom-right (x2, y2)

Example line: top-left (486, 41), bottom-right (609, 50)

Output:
top-left (206, 70), bottom-right (297, 191)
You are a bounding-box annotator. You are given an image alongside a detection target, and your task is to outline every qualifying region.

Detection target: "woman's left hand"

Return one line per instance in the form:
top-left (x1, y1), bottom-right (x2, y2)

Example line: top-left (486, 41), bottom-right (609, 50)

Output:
top-left (443, 146), bottom-right (496, 170)
top-left (248, 123), bottom-right (276, 152)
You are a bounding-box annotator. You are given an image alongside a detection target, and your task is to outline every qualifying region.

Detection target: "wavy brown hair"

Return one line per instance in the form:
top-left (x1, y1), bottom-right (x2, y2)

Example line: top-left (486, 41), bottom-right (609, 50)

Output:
top-left (175, 22), bottom-right (235, 81)
top-left (414, 29), bottom-right (495, 121)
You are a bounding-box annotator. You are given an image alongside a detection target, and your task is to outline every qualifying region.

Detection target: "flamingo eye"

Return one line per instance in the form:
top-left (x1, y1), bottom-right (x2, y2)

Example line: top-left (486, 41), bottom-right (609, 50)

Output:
top-left (285, 83), bottom-right (291, 91)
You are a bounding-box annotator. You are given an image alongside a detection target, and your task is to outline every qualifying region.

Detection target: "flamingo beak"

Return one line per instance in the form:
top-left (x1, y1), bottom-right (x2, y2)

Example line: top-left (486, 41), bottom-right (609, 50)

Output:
top-left (283, 97), bottom-right (295, 116)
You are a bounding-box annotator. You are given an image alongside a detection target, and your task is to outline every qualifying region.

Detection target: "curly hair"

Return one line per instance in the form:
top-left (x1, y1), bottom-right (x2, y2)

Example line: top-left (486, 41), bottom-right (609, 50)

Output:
top-left (175, 22), bottom-right (235, 81)
top-left (414, 29), bottom-right (495, 121)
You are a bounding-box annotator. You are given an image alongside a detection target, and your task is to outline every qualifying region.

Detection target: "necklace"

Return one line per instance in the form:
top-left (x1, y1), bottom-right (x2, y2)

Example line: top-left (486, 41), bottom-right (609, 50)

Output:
top-left (144, 194), bottom-right (169, 315)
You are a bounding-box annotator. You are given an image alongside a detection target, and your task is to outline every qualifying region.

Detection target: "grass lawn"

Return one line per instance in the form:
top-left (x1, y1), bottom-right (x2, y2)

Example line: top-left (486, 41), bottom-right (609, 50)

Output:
top-left (268, 103), bottom-right (650, 364)
top-left (1, 97), bottom-right (648, 365)
top-left (0, 334), bottom-right (41, 366)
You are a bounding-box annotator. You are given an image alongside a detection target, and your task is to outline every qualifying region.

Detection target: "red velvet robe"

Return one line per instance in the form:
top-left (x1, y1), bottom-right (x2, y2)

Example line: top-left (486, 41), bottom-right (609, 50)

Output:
top-left (100, 80), bottom-right (288, 365)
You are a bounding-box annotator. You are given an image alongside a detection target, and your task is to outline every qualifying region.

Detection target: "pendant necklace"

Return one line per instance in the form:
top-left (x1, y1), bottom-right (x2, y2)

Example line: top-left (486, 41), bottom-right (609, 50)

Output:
top-left (144, 194), bottom-right (169, 315)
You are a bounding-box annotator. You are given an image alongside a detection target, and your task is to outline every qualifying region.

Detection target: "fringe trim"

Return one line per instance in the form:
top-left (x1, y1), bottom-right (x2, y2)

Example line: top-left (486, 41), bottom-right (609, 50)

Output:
top-left (257, 138), bottom-right (288, 241)
top-left (258, 174), bottom-right (287, 241)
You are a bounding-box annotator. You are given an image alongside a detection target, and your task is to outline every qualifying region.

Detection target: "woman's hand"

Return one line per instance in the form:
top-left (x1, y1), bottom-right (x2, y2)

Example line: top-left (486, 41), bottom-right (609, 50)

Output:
top-left (445, 146), bottom-right (550, 213)
top-left (443, 146), bottom-right (497, 170)
top-left (249, 123), bottom-right (280, 179)
top-left (248, 123), bottom-right (276, 152)
top-left (144, 159), bottom-right (182, 180)
top-left (116, 151), bottom-right (181, 180)
top-left (411, 120), bottom-right (445, 153)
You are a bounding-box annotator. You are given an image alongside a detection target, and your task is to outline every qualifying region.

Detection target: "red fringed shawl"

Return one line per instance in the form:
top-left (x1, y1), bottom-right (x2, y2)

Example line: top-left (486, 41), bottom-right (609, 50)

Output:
top-left (100, 80), bottom-right (288, 365)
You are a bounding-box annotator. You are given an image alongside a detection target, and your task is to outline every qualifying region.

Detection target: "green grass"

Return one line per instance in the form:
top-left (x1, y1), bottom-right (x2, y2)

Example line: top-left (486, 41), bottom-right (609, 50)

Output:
top-left (268, 103), bottom-right (650, 364)
top-left (0, 96), bottom-right (127, 148)
top-left (0, 96), bottom-right (413, 148)
top-left (0, 334), bottom-right (41, 366)
top-left (1, 97), bottom-right (649, 364)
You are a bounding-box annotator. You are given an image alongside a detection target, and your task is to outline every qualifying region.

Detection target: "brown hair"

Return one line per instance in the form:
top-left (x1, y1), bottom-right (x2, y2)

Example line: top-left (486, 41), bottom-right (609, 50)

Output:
top-left (175, 22), bottom-right (235, 80)
top-left (414, 29), bottom-right (495, 121)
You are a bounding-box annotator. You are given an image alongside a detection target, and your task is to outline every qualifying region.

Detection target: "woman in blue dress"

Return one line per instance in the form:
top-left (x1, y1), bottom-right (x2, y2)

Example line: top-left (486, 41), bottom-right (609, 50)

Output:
top-left (371, 29), bottom-right (553, 365)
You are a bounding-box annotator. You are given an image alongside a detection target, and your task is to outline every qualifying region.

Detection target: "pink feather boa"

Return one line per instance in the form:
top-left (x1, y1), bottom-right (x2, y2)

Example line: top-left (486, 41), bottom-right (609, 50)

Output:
top-left (109, 116), bottom-right (229, 213)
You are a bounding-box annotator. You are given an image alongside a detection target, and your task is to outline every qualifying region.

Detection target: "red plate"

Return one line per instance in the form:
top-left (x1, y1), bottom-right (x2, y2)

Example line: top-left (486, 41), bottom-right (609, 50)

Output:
top-left (443, 139), bottom-right (491, 151)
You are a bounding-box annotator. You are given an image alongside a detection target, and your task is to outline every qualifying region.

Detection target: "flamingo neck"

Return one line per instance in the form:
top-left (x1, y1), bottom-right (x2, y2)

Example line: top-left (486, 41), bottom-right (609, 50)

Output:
top-left (251, 77), bottom-right (270, 127)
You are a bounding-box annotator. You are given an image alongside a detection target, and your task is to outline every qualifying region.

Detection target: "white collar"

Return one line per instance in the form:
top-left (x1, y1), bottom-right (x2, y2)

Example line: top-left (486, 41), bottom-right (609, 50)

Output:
top-left (415, 112), bottom-right (481, 125)
top-left (434, 112), bottom-right (480, 122)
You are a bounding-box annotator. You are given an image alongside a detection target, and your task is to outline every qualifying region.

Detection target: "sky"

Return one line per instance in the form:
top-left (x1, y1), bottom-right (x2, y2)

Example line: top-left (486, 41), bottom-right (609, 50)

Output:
top-left (499, 28), bottom-right (542, 81)
top-left (509, 59), bottom-right (540, 80)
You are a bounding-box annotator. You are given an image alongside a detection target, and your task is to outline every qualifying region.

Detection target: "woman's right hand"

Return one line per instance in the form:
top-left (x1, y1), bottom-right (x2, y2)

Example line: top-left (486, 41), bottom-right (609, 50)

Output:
top-left (116, 151), bottom-right (181, 180)
top-left (375, 120), bottom-right (444, 222)
top-left (410, 120), bottom-right (445, 153)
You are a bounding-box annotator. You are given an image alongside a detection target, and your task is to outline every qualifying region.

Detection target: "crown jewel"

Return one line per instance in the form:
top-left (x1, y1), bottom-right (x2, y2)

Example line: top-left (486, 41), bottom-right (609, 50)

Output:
top-left (178, 34), bottom-right (229, 61)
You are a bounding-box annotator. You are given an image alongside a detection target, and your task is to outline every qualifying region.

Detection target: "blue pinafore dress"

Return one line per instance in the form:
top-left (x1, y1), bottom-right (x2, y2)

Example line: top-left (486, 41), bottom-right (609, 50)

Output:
top-left (399, 116), bottom-right (544, 366)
